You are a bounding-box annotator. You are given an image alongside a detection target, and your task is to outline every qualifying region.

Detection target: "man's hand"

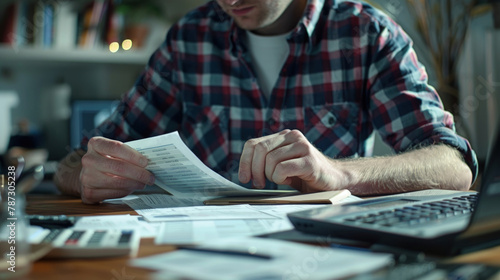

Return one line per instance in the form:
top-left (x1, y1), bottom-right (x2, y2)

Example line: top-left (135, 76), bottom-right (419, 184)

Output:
top-left (79, 137), bottom-right (155, 204)
top-left (238, 129), bottom-right (473, 195)
top-left (238, 129), bottom-right (344, 193)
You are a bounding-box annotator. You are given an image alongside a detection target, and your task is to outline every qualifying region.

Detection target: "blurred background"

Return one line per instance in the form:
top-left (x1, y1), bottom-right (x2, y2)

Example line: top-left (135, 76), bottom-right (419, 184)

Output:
top-left (0, 0), bottom-right (498, 189)
top-left (367, 0), bottom-right (500, 164)
top-left (0, 0), bottom-right (207, 171)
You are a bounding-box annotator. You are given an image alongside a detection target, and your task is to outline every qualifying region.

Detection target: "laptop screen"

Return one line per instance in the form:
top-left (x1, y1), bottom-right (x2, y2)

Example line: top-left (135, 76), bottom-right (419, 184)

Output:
top-left (466, 123), bottom-right (500, 232)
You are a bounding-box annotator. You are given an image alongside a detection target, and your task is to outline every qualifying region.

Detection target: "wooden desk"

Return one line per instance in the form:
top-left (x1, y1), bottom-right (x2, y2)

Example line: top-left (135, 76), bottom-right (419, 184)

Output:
top-left (24, 194), bottom-right (500, 280)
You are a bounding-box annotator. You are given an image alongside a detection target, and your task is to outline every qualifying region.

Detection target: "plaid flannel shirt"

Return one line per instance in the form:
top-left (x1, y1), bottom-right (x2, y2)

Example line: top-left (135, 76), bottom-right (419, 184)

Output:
top-left (84, 0), bottom-right (478, 188)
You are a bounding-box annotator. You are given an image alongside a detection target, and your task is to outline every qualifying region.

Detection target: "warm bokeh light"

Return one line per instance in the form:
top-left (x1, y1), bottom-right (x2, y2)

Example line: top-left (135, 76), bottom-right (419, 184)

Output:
top-left (109, 42), bottom-right (120, 53)
top-left (122, 39), bottom-right (133, 51)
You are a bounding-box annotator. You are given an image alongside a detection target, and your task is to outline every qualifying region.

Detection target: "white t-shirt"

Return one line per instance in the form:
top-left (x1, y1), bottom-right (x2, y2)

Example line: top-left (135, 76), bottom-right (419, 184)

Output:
top-left (245, 31), bottom-right (290, 100)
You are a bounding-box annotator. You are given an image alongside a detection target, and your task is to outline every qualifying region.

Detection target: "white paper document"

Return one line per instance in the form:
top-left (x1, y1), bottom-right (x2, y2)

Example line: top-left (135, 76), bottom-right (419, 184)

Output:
top-left (137, 204), bottom-right (277, 223)
top-left (126, 132), bottom-right (265, 197)
top-left (151, 204), bottom-right (332, 244)
top-left (123, 194), bottom-right (206, 210)
top-left (131, 237), bottom-right (393, 280)
top-left (154, 219), bottom-right (293, 245)
top-left (255, 205), bottom-right (324, 221)
top-left (72, 215), bottom-right (139, 230)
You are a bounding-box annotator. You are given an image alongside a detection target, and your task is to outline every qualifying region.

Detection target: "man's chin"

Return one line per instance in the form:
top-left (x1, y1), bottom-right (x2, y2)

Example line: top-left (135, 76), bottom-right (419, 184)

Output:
top-left (231, 16), bottom-right (263, 30)
top-left (234, 22), bottom-right (258, 31)
top-left (234, 20), bottom-right (282, 36)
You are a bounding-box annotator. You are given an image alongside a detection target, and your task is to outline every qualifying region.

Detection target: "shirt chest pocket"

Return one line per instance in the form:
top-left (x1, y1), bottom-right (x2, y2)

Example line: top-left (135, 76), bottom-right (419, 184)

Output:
top-left (304, 103), bottom-right (360, 158)
top-left (181, 103), bottom-right (230, 169)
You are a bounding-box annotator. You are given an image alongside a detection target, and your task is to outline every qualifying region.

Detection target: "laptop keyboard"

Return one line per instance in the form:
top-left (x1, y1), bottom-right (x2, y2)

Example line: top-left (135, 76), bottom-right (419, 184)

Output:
top-left (343, 193), bottom-right (478, 228)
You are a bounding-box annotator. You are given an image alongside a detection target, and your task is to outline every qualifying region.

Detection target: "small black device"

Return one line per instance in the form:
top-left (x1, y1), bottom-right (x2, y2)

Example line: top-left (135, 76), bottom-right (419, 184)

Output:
top-left (28, 215), bottom-right (78, 229)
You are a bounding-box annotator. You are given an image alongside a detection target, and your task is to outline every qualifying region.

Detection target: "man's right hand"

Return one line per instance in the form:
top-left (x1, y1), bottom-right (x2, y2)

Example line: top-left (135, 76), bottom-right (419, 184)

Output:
top-left (79, 137), bottom-right (155, 204)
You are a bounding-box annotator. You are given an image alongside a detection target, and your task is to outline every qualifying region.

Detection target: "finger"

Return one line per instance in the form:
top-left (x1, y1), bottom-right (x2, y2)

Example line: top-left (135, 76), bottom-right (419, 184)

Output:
top-left (251, 130), bottom-right (305, 187)
top-left (248, 130), bottom-right (292, 188)
top-left (239, 130), bottom-right (289, 185)
top-left (80, 158), bottom-right (148, 204)
top-left (264, 141), bottom-right (308, 182)
top-left (271, 157), bottom-right (314, 186)
top-left (88, 137), bottom-right (149, 167)
top-left (81, 152), bottom-right (155, 186)
top-left (238, 140), bottom-right (254, 184)
top-left (80, 169), bottom-right (147, 193)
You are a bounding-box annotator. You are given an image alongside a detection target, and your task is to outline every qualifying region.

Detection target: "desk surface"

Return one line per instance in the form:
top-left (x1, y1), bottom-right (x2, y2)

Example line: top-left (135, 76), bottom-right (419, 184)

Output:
top-left (23, 194), bottom-right (500, 280)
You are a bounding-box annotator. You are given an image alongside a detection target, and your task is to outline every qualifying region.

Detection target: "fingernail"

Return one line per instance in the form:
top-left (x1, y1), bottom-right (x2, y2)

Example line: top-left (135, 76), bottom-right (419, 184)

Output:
top-left (148, 175), bottom-right (156, 185)
top-left (141, 157), bottom-right (149, 167)
top-left (239, 173), bottom-right (247, 183)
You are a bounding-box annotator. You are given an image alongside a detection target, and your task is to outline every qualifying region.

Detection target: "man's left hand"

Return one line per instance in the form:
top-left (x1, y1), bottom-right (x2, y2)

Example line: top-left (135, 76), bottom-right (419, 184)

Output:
top-left (238, 129), bottom-right (344, 193)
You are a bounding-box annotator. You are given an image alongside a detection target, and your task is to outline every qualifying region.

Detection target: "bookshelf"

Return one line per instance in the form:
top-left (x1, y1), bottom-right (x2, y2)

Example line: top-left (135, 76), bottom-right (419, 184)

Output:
top-left (0, 0), bottom-right (208, 66)
top-left (0, 0), bottom-right (170, 56)
top-left (0, 0), bottom-right (205, 160)
top-left (0, 0), bottom-right (178, 160)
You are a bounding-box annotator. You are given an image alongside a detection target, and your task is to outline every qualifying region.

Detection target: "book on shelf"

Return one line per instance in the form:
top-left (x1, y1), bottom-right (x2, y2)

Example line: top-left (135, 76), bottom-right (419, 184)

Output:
top-left (0, 1), bottom-right (31, 46)
top-left (105, 0), bottom-right (123, 46)
top-left (53, 1), bottom-right (78, 49)
top-left (78, 0), bottom-right (108, 48)
top-left (0, 3), bottom-right (17, 45)
top-left (32, 0), bottom-right (54, 48)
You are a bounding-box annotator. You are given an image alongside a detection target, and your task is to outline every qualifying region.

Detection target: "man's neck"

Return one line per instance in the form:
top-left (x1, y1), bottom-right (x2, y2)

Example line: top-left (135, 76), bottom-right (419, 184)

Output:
top-left (252, 0), bottom-right (308, 36)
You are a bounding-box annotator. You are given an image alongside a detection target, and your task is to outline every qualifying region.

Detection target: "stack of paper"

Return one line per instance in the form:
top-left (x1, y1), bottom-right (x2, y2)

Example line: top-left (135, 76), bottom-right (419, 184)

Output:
top-left (131, 237), bottom-right (393, 280)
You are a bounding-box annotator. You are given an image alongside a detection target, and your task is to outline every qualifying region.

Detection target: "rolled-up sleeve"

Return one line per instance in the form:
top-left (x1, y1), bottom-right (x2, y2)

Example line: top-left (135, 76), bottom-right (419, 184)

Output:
top-left (366, 16), bottom-right (478, 183)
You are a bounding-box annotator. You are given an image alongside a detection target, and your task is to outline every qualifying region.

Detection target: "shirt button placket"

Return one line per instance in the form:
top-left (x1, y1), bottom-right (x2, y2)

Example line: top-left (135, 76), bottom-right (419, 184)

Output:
top-left (267, 118), bottom-right (278, 133)
top-left (328, 116), bottom-right (335, 126)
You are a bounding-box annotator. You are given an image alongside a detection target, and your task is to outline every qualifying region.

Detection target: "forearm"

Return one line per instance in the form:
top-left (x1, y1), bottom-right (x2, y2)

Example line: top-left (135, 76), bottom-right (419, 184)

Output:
top-left (333, 144), bottom-right (473, 195)
top-left (54, 149), bottom-right (85, 197)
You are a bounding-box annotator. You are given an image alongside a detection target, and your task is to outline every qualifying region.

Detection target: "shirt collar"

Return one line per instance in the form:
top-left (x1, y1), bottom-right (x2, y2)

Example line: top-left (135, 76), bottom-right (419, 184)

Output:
top-left (299, 0), bottom-right (326, 41)
top-left (221, 0), bottom-right (330, 55)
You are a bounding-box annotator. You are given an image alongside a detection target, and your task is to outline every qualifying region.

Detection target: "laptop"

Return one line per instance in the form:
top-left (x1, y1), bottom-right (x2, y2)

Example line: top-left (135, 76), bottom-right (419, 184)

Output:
top-left (288, 127), bottom-right (500, 257)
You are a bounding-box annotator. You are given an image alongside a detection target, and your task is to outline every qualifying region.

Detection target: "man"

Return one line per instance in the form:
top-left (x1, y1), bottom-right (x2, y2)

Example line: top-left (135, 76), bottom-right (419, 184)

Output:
top-left (55, 0), bottom-right (477, 204)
